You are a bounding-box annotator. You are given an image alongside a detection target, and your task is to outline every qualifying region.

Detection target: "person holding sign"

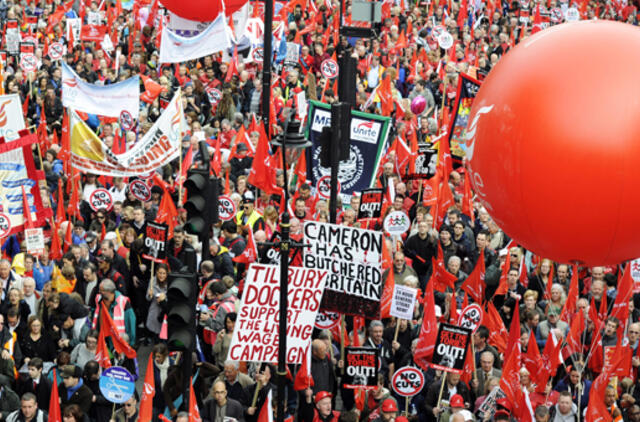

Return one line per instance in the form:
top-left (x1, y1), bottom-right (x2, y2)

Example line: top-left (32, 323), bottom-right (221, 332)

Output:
top-left (145, 263), bottom-right (169, 344)
top-left (423, 372), bottom-right (471, 422)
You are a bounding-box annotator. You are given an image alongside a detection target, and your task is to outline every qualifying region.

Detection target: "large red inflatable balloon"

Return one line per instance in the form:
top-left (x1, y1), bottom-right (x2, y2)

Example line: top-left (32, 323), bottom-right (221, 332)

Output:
top-left (161, 0), bottom-right (247, 22)
top-left (465, 21), bottom-right (640, 266)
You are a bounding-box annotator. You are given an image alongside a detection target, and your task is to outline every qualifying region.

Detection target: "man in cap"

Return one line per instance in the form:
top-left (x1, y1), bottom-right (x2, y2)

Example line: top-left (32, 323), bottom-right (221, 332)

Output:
top-left (441, 394), bottom-right (474, 421)
top-left (235, 192), bottom-right (265, 234)
top-left (371, 398), bottom-right (398, 422)
top-left (299, 390), bottom-right (340, 422)
top-left (58, 365), bottom-right (93, 415)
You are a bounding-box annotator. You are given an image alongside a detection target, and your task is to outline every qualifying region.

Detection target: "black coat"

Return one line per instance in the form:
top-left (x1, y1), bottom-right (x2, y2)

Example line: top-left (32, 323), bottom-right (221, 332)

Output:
top-left (423, 378), bottom-right (471, 422)
top-left (201, 397), bottom-right (246, 422)
top-left (59, 380), bottom-right (94, 415)
top-left (15, 373), bottom-right (51, 410)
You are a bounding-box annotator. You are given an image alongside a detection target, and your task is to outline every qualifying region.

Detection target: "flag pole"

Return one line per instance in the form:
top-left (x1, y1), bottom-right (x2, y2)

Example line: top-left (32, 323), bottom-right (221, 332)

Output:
top-left (179, 138), bottom-right (183, 205)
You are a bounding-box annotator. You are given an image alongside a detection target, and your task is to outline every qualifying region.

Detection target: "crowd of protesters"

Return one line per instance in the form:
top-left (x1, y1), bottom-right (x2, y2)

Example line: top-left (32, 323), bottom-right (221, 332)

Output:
top-left (1, 0), bottom-right (640, 421)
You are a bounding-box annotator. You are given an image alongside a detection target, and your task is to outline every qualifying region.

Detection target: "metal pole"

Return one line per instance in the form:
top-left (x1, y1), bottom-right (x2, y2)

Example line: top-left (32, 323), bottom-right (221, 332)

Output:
top-left (262, 0), bottom-right (274, 136)
top-left (277, 127), bottom-right (290, 422)
top-left (329, 120), bottom-right (339, 224)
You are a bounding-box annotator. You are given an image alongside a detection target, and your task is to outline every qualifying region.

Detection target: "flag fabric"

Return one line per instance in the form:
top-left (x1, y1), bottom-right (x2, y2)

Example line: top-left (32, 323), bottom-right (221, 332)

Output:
top-left (414, 278), bottom-right (438, 369)
top-left (139, 354), bottom-right (155, 422)
top-left (49, 370), bottom-right (62, 422)
top-left (500, 337), bottom-right (534, 422)
top-left (560, 265), bottom-right (579, 323)
top-left (461, 250), bottom-right (485, 304)
top-left (505, 299), bottom-right (521, 362)
top-left (540, 331), bottom-right (562, 381)
top-left (610, 262), bottom-right (633, 327)
top-left (21, 186), bottom-right (34, 229)
top-left (494, 253), bottom-right (511, 297)
top-left (483, 301), bottom-right (507, 354)
top-left (257, 390), bottom-right (273, 422)
top-left (95, 328), bottom-right (111, 368)
top-left (380, 269), bottom-right (395, 319)
top-left (233, 226), bottom-right (258, 264)
top-left (431, 257), bottom-right (457, 292)
top-left (248, 125), bottom-right (275, 194)
top-left (100, 302), bottom-right (136, 358)
top-left (293, 341), bottom-right (314, 391)
top-left (140, 74), bottom-right (166, 103)
top-left (159, 14), bottom-right (232, 63)
top-left (49, 219), bottom-right (63, 261)
top-left (378, 74), bottom-right (394, 116)
top-left (189, 376), bottom-right (202, 422)
top-left (522, 330), bottom-right (546, 390)
top-left (564, 310), bottom-right (585, 358)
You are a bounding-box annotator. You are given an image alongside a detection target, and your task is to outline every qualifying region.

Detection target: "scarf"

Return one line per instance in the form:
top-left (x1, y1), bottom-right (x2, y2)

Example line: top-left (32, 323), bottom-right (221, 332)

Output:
top-left (156, 358), bottom-right (170, 387)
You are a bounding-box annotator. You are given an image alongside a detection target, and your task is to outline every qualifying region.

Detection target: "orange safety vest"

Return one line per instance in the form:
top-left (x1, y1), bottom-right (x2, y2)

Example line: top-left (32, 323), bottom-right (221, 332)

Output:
top-left (92, 294), bottom-right (129, 336)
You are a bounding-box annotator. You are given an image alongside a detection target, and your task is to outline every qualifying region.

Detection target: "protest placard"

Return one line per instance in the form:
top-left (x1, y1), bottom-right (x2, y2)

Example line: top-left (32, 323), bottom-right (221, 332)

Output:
top-left (25, 228), bottom-right (44, 257)
top-left (142, 222), bottom-right (168, 263)
top-left (228, 264), bottom-right (328, 364)
top-left (431, 323), bottom-right (472, 374)
top-left (357, 188), bottom-right (384, 220)
top-left (303, 221), bottom-right (382, 317)
top-left (390, 285), bottom-right (417, 321)
top-left (343, 347), bottom-right (379, 390)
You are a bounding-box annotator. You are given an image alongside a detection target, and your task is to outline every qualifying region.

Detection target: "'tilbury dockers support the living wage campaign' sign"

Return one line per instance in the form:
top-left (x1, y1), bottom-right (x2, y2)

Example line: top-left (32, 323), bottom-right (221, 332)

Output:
top-left (228, 264), bottom-right (328, 364)
top-left (303, 221), bottom-right (383, 317)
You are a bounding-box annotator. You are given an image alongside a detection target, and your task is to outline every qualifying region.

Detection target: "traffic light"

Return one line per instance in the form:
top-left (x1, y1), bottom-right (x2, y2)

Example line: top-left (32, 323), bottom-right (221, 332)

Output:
top-left (166, 271), bottom-right (198, 352)
top-left (184, 169), bottom-right (220, 238)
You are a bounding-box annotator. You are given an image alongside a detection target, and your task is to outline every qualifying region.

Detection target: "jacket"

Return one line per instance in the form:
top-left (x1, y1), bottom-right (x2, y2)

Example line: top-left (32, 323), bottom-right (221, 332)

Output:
top-left (0, 386), bottom-right (20, 420)
top-left (58, 379), bottom-right (94, 415)
top-left (92, 291), bottom-right (137, 344)
top-left (201, 397), bottom-right (245, 422)
top-left (15, 374), bottom-right (51, 410)
top-left (550, 402), bottom-right (579, 422)
top-left (6, 409), bottom-right (48, 422)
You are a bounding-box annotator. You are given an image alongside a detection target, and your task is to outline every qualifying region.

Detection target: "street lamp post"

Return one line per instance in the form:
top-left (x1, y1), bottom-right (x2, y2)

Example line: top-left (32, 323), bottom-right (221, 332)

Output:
top-left (262, 114), bottom-right (310, 422)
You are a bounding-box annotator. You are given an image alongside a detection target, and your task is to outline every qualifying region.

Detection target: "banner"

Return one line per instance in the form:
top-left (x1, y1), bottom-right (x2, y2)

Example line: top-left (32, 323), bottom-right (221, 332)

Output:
top-left (62, 62), bottom-right (139, 118)
top-left (0, 133), bottom-right (52, 236)
top-left (343, 347), bottom-right (379, 390)
top-left (228, 264), bottom-right (328, 364)
top-left (159, 13), bottom-right (232, 63)
top-left (303, 221), bottom-right (383, 317)
top-left (431, 323), bottom-right (472, 374)
top-left (142, 222), bottom-right (168, 263)
top-left (357, 188), bottom-right (383, 220)
top-left (448, 73), bottom-right (481, 162)
top-left (70, 90), bottom-right (186, 176)
top-left (0, 95), bottom-right (26, 141)
top-left (390, 285), bottom-right (417, 321)
top-left (306, 101), bottom-right (389, 204)
top-left (80, 24), bottom-right (107, 42)
top-left (5, 21), bottom-right (19, 54)
top-left (411, 144), bottom-right (437, 179)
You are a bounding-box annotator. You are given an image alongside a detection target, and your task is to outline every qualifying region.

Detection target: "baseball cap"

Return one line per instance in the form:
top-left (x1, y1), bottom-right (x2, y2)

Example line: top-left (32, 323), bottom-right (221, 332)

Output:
top-left (381, 398), bottom-right (398, 412)
top-left (314, 391), bottom-right (332, 404)
top-left (237, 143), bottom-right (248, 152)
top-left (494, 409), bottom-right (511, 420)
top-left (450, 394), bottom-right (464, 408)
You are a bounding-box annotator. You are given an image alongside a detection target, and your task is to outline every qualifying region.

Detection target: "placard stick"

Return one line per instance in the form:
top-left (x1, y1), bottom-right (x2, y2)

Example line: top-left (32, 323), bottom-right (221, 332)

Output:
top-left (340, 315), bottom-right (346, 376)
top-left (393, 319), bottom-right (402, 343)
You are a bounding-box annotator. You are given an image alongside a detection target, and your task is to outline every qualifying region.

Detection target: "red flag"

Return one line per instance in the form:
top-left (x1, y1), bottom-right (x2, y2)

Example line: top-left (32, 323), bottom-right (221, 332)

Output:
top-left (56, 182), bottom-right (66, 222)
top-left (293, 342), bottom-right (314, 391)
top-left (189, 376), bottom-right (202, 422)
top-left (66, 176), bottom-right (80, 220)
top-left (179, 144), bottom-right (194, 186)
top-left (540, 330), bottom-right (562, 379)
top-left (522, 330), bottom-right (546, 389)
top-left (140, 74), bottom-right (166, 103)
top-left (435, 174), bottom-right (454, 229)
top-left (378, 74), bottom-right (394, 116)
top-left (233, 226), bottom-right (258, 264)
top-left (505, 299), bottom-right (521, 362)
top-left (100, 302), bottom-right (136, 358)
top-left (95, 328), bottom-right (111, 368)
top-left (156, 189), bottom-right (179, 239)
top-left (380, 270), bottom-right (395, 319)
top-left (212, 137), bottom-right (222, 176)
top-left (483, 301), bottom-right (507, 354)
top-left (531, 5), bottom-right (543, 34)
top-left (461, 170), bottom-right (473, 218)
top-left (257, 390), bottom-right (273, 422)
top-left (146, 0), bottom-right (159, 27)
top-left (585, 371), bottom-right (614, 422)
top-left (248, 125), bottom-right (276, 194)
top-left (21, 186), bottom-right (34, 229)
top-left (500, 337), bottom-right (534, 422)
top-left (564, 310), bottom-right (585, 358)
top-left (431, 257), bottom-right (457, 292)
top-left (63, 220), bottom-right (73, 253)
top-left (49, 219), bottom-right (63, 261)
top-left (598, 292), bottom-right (608, 322)
top-left (610, 262), bottom-right (633, 328)
top-left (139, 354), bottom-right (155, 422)
top-left (294, 152), bottom-right (307, 187)
top-left (560, 264), bottom-right (579, 323)
top-left (225, 47), bottom-right (239, 83)
top-left (414, 278), bottom-right (438, 369)
top-left (461, 250), bottom-right (485, 304)
top-left (494, 252), bottom-right (511, 297)
top-left (49, 370), bottom-right (62, 422)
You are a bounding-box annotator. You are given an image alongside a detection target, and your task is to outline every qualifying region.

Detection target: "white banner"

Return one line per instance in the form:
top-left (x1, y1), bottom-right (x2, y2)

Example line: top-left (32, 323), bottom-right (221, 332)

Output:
top-left (62, 62), bottom-right (139, 118)
top-left (159, 13), bottom-right (232, 63)
top-left (70, 90), bottom-right (186, 176)
top-left (228, 264), bottom-right (328, 364)
top-left (0, 95), bottom-right (26, 141)
top-left (390, 284), bottom-right (417, 321)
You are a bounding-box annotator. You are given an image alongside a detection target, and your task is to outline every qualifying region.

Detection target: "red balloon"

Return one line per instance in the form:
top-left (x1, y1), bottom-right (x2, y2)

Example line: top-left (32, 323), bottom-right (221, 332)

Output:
top-left (465, 21), bottom-right (640, 266)
top-left (161, 0), bottom-right (247, 22)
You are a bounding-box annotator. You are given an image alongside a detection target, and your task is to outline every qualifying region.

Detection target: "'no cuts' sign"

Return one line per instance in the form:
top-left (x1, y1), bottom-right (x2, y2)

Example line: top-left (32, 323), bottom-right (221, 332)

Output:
top-left (392, 366), bottom-right (425, 397)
